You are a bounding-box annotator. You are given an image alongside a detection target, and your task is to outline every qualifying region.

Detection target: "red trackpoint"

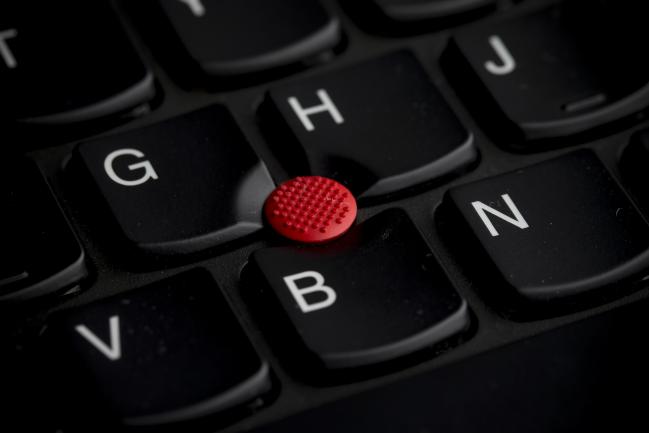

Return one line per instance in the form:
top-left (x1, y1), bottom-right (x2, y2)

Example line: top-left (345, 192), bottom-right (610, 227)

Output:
top-left (264, 176), bottom-right (357, 243)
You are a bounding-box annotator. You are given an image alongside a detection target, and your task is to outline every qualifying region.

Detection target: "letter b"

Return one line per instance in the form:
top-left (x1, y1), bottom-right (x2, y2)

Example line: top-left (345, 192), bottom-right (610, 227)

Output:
top-left (283, 271), bottom-right (337, 313)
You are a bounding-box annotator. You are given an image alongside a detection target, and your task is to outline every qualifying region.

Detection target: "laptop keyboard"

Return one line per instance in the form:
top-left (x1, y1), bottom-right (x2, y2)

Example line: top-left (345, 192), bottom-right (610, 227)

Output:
top-left (3, 0), bottom-right (649, 431)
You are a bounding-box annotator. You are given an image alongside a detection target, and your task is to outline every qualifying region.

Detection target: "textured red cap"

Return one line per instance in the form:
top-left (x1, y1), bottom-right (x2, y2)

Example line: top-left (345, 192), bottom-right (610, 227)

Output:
top-left (264, 176), bottom-right (357, 243)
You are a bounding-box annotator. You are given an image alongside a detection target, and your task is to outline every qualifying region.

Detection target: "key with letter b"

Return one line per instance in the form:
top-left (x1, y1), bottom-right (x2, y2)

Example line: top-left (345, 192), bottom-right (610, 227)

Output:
top-left (245, 209), bottom-right (469, 371)
top-left (440, 150), bottom-right (649, 313)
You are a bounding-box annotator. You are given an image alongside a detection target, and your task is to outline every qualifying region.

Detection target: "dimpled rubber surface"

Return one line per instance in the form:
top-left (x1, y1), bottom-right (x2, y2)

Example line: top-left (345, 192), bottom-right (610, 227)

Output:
top-left (264, 176), bottom-right (357, 243)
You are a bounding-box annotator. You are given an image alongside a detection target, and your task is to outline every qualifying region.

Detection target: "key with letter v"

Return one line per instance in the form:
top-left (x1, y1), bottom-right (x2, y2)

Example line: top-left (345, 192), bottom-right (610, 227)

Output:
top-left (75, 315), bottom-right (122, 361)
top-left (44, 270), bottom-right (270, 427)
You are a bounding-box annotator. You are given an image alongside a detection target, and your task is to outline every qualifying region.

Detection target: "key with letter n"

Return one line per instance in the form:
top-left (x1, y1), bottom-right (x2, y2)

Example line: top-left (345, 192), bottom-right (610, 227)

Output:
top-left (440, 150), bottom-right (649, 310)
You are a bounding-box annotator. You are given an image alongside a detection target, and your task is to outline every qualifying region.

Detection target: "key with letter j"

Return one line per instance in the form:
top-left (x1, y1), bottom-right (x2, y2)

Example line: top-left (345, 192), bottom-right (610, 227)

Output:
top-left (446, 0), bottom-right (649, 145)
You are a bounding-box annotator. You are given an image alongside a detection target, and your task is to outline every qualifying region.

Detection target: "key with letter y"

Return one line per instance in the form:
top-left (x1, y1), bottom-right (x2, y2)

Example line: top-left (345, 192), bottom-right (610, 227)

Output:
top-left (0, 1), bottom-right (154, 125)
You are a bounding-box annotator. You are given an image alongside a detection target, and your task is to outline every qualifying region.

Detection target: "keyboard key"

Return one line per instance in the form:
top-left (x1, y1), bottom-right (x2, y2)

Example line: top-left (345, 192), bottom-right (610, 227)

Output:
top-left (246, 209), bottom-right (469, 370)
top-left (368, 0), bottom-right (496, 23)
top-left (74, 105), bottom-right (275, 257)
top-left (0, 1), bottom-right (154, 125)
top-left (242, 296), bottom-right (649, 433)
top-left (46, 270), bottom-right (271, 427)
top-left (158, 0), bottom-right (341, 77)
top-left (441, 150), bottom-right (649, 307)
top-left (0, 158), bottom-right (86, 302)
top-left (264, 51), bottom-right (476, 200)
top-left (446, 0), bottom-right (649, 143)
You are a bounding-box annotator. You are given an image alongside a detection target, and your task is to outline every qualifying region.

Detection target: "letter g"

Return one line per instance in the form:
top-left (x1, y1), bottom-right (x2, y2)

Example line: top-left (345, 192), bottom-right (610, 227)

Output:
top-left (103, 148), bottom-right (159, 187)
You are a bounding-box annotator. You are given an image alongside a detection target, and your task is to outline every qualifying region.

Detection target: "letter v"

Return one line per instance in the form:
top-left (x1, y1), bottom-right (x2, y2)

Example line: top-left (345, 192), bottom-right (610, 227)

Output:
top-left (75, 315), bottom-right (122, 361)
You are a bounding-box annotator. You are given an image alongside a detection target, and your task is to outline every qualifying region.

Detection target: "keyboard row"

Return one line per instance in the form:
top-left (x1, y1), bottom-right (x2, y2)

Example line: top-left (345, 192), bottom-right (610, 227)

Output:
top-left (2, 0), bottom-right (649, 148)
top-left (9, 119), bottom-right (649, 301)
top-left (8, 141), bottom-right (649, 428)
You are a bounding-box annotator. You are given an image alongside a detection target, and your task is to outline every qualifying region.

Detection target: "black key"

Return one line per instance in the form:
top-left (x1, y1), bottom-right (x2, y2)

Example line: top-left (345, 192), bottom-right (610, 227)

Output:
top-left (75, 105), bottom-right (275, 257)
top-left (158, 0), bottom-right (341, 77)
top-left (0, 158), bottom-right (86, 302)
top-left (441, 150), bottom-right (649, 307)
top-left (246, 209), bottom-right (469, 370)
top-left (0, 1), bottom-right (154, 124)
top-left (446, 0), bottom-right (649, 143)
top-left (368, 0), bottom-right (496, 23)
top-left (45, 270), bottom-right (271, 427)
top-left (621, 129), bottom-right (649, 216)
top-left (264, 51), bottom-right (476, 200)
top-left (246, 296), bottom-right (649, 433)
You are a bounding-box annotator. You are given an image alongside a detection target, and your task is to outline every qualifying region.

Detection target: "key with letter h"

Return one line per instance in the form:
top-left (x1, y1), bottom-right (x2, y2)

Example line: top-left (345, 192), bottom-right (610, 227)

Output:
top-left (263, 51), bottom-right (476, 200)
top-left (440, 150), bottom-right (649, 313)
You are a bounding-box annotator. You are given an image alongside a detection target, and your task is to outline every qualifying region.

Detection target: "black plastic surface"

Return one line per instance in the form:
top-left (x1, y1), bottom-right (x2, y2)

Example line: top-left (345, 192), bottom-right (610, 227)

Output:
top-left (447, 0), bottom-right (649, 143)
top-left (443, 150), bottom-right (649, 305)
top-left (248, 294), bottom-right (649, 433)
top-left (0, 0), bottom-right (154, 124)
top-left (158, 0), bottom-right (341, 77)
top-left (75, 105), bottom-right (275, 257)
top-left (0, 158), bottom-right (86, 302)
top-left (6, 0), bottom-right (649, 432)
top-left (264, 50), bottom-right (476, 200)
top-left (247, 209), bottom-right (469, 370)
top-left (46, 270), bottom-right (271, 428)
top-left (372, 0), bottom-right (496, 23)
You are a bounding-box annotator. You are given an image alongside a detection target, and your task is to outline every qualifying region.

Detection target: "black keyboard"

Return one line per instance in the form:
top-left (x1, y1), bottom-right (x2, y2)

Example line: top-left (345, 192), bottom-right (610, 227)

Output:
top-left (3, 0), bottom-right (649, 431)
